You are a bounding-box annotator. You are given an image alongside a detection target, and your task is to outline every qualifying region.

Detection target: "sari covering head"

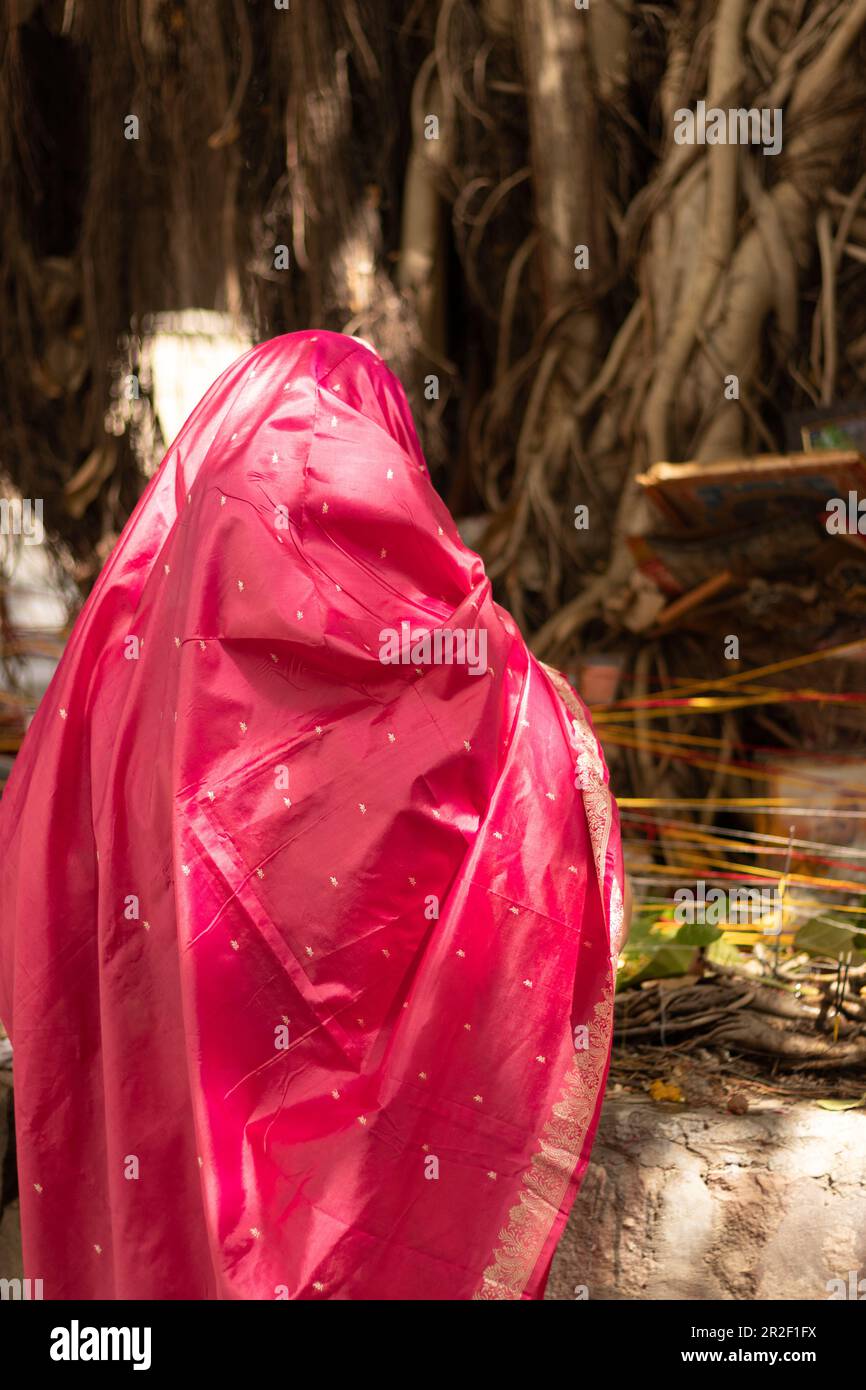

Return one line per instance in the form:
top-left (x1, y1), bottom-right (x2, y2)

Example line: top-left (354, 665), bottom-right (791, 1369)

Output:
top-left (0, 331), bottom-right (624, 1301)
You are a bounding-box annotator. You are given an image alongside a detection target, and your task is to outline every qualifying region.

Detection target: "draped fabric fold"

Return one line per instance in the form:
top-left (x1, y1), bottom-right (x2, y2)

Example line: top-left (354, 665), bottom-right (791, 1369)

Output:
top-left (0, 330), bottom-right (624, 1300)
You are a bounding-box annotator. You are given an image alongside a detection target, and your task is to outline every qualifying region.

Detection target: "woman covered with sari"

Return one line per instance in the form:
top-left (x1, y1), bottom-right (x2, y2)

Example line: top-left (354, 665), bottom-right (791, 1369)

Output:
top-left (0, 331), bottom-right (625, 1300)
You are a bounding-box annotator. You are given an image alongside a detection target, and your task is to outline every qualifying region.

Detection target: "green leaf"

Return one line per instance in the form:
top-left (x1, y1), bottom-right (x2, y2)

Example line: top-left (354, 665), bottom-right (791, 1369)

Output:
top-left (617, 943), bottom-right (696, 989)
top-left (706, 935), bottom-right (746, 968)
top-left (674, 922), bottom-right (723, 946)
top-left (794, 918), bottom-right (866, 966)
top-left (626, 907), bottom-right (668, 943)
top-left (816, 1095), bottom-right (866, 1111)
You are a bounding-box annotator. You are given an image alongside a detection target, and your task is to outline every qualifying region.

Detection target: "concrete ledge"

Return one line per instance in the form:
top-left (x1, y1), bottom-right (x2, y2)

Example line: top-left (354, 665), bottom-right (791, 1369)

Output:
top-left (548, 1095), bottom-right (866, 1300)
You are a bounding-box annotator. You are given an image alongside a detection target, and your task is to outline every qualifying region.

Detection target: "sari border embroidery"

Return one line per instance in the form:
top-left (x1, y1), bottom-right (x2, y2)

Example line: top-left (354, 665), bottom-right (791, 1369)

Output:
top-left (472, 694), bottom-right (619, 1301)
top-left (472, 978), bottom-right (614, 1300)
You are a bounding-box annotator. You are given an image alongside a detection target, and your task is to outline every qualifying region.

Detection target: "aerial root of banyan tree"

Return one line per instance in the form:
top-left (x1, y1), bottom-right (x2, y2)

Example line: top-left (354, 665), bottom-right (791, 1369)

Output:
top-left (616, 966), bottom-right (866, 1072)
top-left (3, 0), bottom-right (866, 655)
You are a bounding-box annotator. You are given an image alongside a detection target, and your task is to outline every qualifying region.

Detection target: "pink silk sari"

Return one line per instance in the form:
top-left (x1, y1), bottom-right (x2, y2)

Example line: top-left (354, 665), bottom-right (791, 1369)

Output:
top-left (0, 331), bottom-right (624, 1300)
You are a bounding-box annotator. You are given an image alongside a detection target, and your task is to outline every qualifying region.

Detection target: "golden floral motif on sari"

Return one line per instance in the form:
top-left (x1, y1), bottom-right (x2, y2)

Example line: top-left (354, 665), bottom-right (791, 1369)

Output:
top-left (608, 873), bottom-right (625, 964)
top-left (570, 714), bottom-right (613, 905)
top-left (571, 713), bottom-right (606, 791)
